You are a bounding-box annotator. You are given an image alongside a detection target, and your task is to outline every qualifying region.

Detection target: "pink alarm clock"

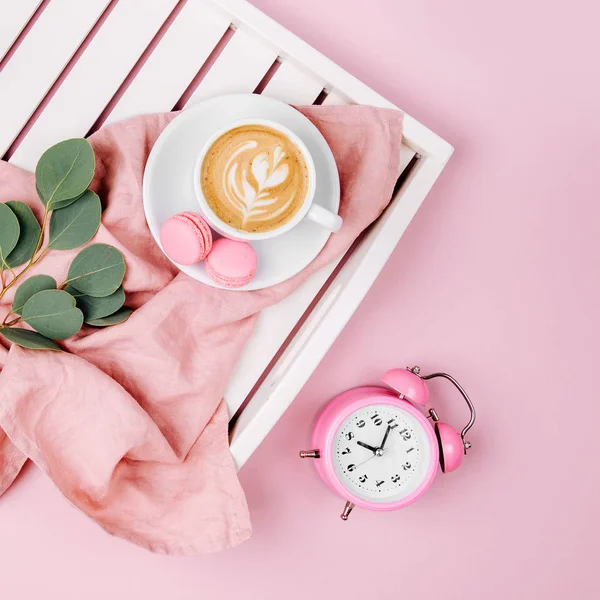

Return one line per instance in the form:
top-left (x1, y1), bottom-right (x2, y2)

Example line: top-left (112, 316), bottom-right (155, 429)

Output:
top-left (300, 366), bottom-right (476, 520)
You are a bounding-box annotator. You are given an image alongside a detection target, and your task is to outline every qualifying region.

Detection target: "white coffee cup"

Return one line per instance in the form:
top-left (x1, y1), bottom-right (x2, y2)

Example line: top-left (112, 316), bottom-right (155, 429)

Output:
top-left (193, 118), bottom-right (342, 241)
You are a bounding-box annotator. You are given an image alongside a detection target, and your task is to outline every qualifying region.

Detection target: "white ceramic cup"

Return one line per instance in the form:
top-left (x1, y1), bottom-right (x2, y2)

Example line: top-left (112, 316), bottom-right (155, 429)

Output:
top-left (193, 118), bottom-right (342, 241)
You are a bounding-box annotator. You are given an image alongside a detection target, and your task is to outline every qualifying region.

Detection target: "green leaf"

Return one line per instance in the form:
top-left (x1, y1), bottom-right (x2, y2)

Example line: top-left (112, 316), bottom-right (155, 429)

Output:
top-left (36, 181), bottom-right (80, 209)
top-left (66, 244), bottom-right (125, 298)
top-left (63, 285), bottom-right (83, 298)
top-left (21, 289), bottom-right (83, 340)
top-left (52, 189), bottom-right (89, 211)
top-left (86, 307), bottom-right (132, 327)
top-left (12, 275), bottom-right (56, 315)
top-left (48, 190), bottom-right (101, 250)
top-left (0, 203), bottom-right (20, 266)
top-left (0, 327), bottom-right (60, 351)
top-left (35, 138), bottom-right (95, 209)
top-left (67, 285), bottom-right (125, 322)
top-left (3, 202), bottom-right (41, 268)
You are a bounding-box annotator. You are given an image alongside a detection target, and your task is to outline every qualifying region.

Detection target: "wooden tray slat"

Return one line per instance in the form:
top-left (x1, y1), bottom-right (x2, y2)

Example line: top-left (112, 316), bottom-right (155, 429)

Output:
top-left (9, 0), bottom-right (178, 171)
top-left (105, 1), bottom-right (230, 125)
top-left (184, 28), bottom-right (276, 104)
top-left (322, 90), bottom-right (348, 106)
top-left (0, 0), bottom-right (110, 158)
top-left (0, 0), bottom-right (42, 61)
top-left (225, 256), bottom-right (340, 416)
top-left (261, 60), bottom-right (323, 105)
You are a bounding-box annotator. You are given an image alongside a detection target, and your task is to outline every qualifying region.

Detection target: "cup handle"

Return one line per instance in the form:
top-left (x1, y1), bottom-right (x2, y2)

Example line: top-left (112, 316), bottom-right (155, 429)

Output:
top-left (306, 203), bottom-right (343, 232)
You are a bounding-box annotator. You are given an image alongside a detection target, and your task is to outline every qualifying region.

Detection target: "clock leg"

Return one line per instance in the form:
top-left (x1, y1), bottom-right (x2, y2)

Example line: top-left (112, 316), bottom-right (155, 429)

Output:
top-left (340, 501), bottom-right (355, 521)
top-left (299, 449), bottom-right (320, 458)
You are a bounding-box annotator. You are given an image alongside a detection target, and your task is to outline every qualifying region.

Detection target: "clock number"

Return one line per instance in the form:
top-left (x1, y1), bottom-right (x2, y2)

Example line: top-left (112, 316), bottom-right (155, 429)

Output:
top-left (346, 431), bottom-right (355, 441)
top-left (376, 480), bottom-right (385, 487)
top-left (387, 418), bottom-right (398, 429)
top-left (391, 474), bottom-right (401, 483)
top-left (357, 420), bottom-right (366, 428)
top-left (406, 447), bottom-right (415, 454)
top-left (341, 447), bottom-right (351, 455)
top-left (371, 413), bottom-right (383, 426)
top-left (402, 462), bottom-right (411, 471)
top-left (358, 474), bottom-right (368, 483)
top-left (347, 464), bottom-right (357, 472)
top-left (399, 428), bottom-right (412, 440)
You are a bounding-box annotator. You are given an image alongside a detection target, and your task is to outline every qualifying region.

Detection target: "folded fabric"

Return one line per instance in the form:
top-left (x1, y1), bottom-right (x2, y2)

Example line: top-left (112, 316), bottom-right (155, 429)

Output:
top-left (0, 105), bottom-right (403, 554)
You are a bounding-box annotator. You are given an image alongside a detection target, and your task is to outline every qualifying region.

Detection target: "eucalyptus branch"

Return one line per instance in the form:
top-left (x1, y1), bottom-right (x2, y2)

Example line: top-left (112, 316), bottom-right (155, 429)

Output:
top-left (0, 138), bottom-right (131, 351)
top-left (31, 246), bottom-right (49, 266)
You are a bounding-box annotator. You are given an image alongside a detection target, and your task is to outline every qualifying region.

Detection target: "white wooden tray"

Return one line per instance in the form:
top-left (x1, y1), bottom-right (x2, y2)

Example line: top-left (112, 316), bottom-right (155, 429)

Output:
top-left (0, 0), bottom-right (453, 468)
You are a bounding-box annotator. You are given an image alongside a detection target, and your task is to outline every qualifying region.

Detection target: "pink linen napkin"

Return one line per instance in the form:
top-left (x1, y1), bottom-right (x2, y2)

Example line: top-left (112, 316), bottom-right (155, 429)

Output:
top-left (0, 105), bottom-right (403, 554)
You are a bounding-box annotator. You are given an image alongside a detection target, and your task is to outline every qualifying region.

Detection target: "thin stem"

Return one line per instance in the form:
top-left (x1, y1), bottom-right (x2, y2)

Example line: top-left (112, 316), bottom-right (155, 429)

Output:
top-left (0, 256), bottom-right (16, 287)
top-left (31, 204), bottom-right (50, 263)
top-left (31, 246), bottom-right (49, 266)
top-left (2, 261), bottom-right (16, 283)
top-left (4, 316), bottom-right (21, 327)
top-left (0, 265), bottom-right (24, 301)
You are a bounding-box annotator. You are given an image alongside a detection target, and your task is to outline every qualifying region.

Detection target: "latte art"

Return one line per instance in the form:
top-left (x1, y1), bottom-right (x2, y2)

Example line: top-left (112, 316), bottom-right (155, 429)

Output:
top-left (200, 124), bottom-right (310, 233)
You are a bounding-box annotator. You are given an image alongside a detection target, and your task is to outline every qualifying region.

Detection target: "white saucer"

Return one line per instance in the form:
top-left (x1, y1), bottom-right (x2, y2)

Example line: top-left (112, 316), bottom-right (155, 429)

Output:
top-left (142, 93), bottom-right (340, 290)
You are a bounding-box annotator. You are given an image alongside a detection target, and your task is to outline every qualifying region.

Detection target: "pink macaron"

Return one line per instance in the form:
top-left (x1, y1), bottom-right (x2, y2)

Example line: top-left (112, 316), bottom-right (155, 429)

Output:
top-left (205, 238), bottom-right (257, 288)
top-left (160, 211), bottom-right (212, 265)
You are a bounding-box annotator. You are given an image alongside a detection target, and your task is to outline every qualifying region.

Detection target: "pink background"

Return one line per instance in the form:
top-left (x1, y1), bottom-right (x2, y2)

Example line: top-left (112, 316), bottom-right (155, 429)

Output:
top-left (1, 0), bottom-right (599, 597)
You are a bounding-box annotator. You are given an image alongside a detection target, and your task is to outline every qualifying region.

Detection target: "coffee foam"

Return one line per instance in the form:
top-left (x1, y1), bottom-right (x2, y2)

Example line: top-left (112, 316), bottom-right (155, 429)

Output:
top-left (200, 124), bottom-right (310, 233)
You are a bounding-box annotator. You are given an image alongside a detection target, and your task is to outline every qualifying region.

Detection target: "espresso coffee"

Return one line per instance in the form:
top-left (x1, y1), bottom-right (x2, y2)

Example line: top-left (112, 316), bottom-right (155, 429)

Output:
top-left (200, 124), bottom-right (310, 233)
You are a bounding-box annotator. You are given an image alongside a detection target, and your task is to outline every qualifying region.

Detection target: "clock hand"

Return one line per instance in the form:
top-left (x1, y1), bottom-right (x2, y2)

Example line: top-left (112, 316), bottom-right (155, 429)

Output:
top-left (356, 440), bottom-right (378, 454)
top-left (355, 454), bottom-right (377, 469)
top-left (379, 425), bottom-right (392, 451)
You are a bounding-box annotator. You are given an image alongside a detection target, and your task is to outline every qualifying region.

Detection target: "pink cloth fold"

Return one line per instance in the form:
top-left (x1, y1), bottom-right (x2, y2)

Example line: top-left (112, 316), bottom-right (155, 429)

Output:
top-left (0, 105), bottom-right (403, 554)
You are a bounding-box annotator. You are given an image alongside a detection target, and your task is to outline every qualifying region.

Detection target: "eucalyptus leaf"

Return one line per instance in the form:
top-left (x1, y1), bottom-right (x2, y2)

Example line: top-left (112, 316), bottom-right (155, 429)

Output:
top-left (51, 189), bottom-right (90, 211)
top-left (86, 307), bottom-right (132, 327)
top-left (48, 190), bottom-right (101, 250)
top-left (66, 244), bottom-right (125, 298)
top-left (35, 175), bottom-right (87, 211)
top-left (64, 285), bottom-right (83, 298)
top-left (21, 289), bottom-right (83, 340)
top-left (3, 202), bottom-right (41, 268)
top-left (12, 275), bottom-right (56, 315)
top-left (0, 327), bottom-right (60, 351)
top-left (35, 139), bottom-right (95, 208)
top-left (0, 203), bottom-right (20, 266)
top-left (68, 286), bottom-right (125, 321)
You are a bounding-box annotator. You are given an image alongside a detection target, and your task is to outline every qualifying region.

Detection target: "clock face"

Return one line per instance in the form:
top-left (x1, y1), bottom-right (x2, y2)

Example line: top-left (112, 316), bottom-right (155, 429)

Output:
top-left (333, 403), bottom-right (432, 503)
